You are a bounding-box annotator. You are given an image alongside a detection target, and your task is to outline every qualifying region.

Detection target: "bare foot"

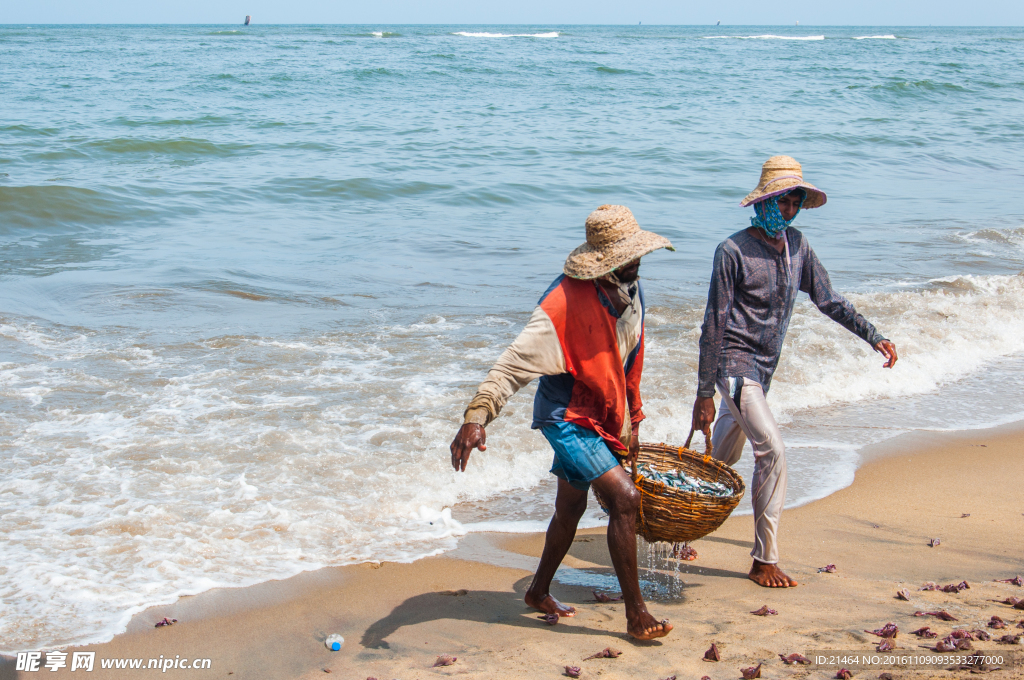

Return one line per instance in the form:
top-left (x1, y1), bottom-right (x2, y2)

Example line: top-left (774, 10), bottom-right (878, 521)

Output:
top-left (627, 610), bottom-right (673, 640)
top-left (749, 560), bottom-right (798, 588)
top-left (525, 591), bottom-right (576, 617)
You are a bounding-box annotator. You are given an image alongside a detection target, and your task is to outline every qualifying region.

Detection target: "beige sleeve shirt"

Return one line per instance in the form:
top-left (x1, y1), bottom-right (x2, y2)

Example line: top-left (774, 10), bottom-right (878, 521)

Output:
top-left (462, 280), bottom-right (643, 428)
top-left (463, 305), bottom-right (565, 426)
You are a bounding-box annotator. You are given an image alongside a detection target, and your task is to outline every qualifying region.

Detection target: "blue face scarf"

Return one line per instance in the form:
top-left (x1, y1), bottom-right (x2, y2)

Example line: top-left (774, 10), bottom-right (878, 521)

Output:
top-left (750, 190), bottom-right (804, 238)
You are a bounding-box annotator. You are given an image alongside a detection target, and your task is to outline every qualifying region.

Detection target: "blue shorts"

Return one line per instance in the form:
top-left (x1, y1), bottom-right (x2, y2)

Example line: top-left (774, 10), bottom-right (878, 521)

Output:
top-left (541, 421), bottom-right (622, 491)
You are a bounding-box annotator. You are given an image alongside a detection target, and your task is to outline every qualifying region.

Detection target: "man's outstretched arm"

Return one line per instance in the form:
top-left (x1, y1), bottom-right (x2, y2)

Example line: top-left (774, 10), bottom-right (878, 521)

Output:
top-left (450, 306), bottom-right (565, 471)
top-left (800, 245), bottom-right (898, 369)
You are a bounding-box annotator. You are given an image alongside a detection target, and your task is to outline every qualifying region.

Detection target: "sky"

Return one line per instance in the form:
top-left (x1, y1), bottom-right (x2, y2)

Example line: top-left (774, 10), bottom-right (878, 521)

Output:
top-left (1, 0), bottom-right (1022, 26)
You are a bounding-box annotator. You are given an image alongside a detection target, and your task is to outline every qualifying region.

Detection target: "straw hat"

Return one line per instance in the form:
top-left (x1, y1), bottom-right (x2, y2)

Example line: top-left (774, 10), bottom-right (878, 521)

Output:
top-left (740, 155), bottom-right (827, 209)
top-left (563, 205), bottom-right (674, 280)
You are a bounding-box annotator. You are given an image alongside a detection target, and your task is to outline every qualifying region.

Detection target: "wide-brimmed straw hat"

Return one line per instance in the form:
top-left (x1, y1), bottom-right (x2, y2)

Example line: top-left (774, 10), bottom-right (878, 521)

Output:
top-left (740, 155), bottom-right (827, 209)
top-left (563, 205), bottom-right (674, 280)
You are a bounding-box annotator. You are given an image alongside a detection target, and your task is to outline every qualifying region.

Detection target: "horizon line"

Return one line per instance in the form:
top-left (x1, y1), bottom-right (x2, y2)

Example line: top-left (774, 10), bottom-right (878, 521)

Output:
top-left (1, 22), bottom-right (1022, 27)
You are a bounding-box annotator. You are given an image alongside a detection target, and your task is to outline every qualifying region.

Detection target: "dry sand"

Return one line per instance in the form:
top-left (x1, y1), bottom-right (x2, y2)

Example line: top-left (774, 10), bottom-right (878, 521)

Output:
top-left (3, 424), bottom-right (1023, 680)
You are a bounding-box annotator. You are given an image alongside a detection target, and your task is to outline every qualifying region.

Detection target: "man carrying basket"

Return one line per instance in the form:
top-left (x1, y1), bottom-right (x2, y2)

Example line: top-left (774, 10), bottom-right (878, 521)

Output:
top-left (449, 205), bottom-right (674, 640)
top-left (692, 156), bottom-right (898, 588)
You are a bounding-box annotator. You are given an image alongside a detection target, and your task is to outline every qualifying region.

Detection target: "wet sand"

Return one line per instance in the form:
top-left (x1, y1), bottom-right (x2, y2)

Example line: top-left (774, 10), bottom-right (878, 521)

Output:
top-left (3, 423), bottom-right (1023, 680)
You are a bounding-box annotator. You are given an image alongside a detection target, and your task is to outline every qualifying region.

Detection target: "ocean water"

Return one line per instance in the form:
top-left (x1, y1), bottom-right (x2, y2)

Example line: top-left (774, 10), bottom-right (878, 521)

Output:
top-left (2, 24), bottom-right (1024, 652)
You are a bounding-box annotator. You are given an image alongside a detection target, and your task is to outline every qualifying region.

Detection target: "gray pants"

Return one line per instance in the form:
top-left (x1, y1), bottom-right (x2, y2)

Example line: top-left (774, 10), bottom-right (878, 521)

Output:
top-left (712, 378), bottom-right (787, 564)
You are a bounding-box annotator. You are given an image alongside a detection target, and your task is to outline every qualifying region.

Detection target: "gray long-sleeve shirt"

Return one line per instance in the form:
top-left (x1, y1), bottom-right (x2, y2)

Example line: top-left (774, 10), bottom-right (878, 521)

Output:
top-left (697, 227), bottom-right (886, 398)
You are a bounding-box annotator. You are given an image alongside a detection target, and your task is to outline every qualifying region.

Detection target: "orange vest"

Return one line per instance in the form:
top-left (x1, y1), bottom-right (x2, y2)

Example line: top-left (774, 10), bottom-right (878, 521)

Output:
top-left (539, 277), bottom-right (645, 451)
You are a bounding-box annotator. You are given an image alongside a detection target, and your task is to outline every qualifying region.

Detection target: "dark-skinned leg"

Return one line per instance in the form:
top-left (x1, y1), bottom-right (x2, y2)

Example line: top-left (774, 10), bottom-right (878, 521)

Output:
top-left (525, 478), bottom-right (588, 617)
top-left (590, 466), bottom-right (672, 640)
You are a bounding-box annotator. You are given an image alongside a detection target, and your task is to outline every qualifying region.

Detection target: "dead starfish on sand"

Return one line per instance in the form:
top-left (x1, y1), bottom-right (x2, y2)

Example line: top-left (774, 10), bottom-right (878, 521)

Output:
top-left (896, 589), bottom-right (911, 601)
top-left (973, 629), bottom-right (992, 641)
top-left (929, 538), bottom-right (941, 547)
top-left (949, 629), bottom-right (974, 640)
top-left (432, 655), bottom-right (457, 667)
top-left (990, 616), bottom-right (1007, 629)
top-left (939, 581), bottom-right (970, 593)
top-left (911, 627), bottom-right (938, 638)
top-left (997, 634), bottom-right (1023, 644)
top-left (740, 663), bottom-right (762, 679)
top-left (703, 643), bottom-right (720, 662)
top-left (778, 653), bottom-right (810, 665)
top-left (960, 513), bottom-right (970, 518)
top-left (583, 648), bottom-right (622, 660)
top-left (154, 617), bottom-right (177, 628)
top-left (921, 582), bottom-right (938, 591)
top-left (539, 613), bottom-right (559, 625)
top-left (750, 605), bottom-right (778, 616)
top-left (876, 638), bottom-right (895, 652)
top-left (865, 623), bottom-right (898, 638)
top-left (996, 576), bottom-right (1024, 586)
top-left (592, 591), bottom-right (622, 603)
top-left (993, 597), bottom-right (1021, 606)
top-left (818, 564), bottom-right (837, 573)
top-left (836, 669), bottom-right (854, 679)
top-left (914, 610), bottom-right (958, 621)
top-left (564, 665), bottom-right (582, 678)
top-left (1018, 620), bottom-right (1024, 629)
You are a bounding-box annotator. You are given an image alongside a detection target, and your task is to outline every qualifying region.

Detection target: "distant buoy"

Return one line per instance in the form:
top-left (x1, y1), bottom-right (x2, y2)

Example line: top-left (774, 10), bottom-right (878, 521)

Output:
top-left (244, 15), bottom-right (251, 25)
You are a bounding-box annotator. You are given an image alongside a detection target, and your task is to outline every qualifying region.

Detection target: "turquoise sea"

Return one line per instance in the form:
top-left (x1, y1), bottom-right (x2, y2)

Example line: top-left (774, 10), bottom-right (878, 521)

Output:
top-left (2, 24), bottom-right (1024, 651)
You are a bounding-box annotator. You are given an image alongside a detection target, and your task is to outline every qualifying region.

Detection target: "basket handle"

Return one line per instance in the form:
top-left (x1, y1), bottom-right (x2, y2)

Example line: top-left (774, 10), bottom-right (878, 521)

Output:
top-left (683, 427), bottom-right (714, 459)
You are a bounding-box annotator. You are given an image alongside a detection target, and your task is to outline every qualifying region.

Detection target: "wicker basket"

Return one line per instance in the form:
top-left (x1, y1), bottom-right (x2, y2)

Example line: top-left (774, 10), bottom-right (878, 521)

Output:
top-left (594, 429), bottom-right (746, 544)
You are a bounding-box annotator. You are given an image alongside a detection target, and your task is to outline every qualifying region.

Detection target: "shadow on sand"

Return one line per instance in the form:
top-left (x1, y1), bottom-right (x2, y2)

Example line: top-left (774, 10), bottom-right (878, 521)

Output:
top-left (361, 572), bottom-right (701, 650)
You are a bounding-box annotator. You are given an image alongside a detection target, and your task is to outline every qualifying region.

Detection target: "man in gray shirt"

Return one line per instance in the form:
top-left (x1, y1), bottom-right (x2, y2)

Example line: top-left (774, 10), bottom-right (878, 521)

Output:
top-left (692, 156), bottom-right (898, 588)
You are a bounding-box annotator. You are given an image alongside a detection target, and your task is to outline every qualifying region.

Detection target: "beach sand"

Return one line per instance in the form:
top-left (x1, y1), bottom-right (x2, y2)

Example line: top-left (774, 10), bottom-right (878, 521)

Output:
top-left (3, 424), bottom-right (1023, 680)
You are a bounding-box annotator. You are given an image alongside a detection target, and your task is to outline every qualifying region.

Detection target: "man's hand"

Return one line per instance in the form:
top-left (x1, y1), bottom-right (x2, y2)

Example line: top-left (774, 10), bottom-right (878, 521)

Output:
top-left (692, 396), bottom-right (716, 435)
top-left (874, 340), bottom-right (898, 369)
top-left (626, 423), bottom-right (641, 468)
top-left (450, 423), bottom-right (486, 472)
